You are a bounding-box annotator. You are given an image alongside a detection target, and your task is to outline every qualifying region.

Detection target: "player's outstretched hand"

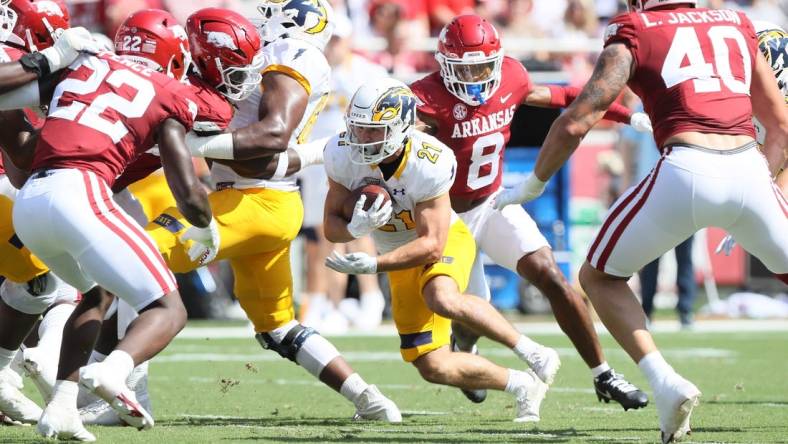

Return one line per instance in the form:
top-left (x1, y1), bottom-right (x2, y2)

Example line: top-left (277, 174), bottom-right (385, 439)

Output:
top-left (630, 112), bottom-right (653, 133)
top-left (347, 194), bottom-right (392, 239)
top-left (41, 27), bottom-right (101, 73)
top-left (180, 218), bottom-right (221, 265)
top-left (325, 251), bottom-right (378, 274)
top-left (493, 173), bottom-right (546, 210)
top-left (715, 234), bottom-right (736, 256)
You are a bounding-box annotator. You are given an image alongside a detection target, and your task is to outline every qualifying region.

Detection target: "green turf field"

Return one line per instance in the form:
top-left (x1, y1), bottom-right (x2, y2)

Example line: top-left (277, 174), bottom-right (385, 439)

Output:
top-left (7, 323), bottom-right (788, 443)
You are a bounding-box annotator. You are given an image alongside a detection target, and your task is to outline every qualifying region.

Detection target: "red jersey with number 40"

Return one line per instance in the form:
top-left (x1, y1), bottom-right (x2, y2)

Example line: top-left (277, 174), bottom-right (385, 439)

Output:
top-left (411, 56), bottom-right (532, 201)
top-left (32, 52), bottom-right (198, 186)
top-left (605, 8), bottom-right (757, 148)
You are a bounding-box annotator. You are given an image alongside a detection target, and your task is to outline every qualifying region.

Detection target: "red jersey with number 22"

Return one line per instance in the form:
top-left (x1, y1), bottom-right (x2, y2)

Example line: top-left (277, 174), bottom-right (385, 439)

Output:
top-left (411, 56), bottom-right (532, 201)
top-left (32, 52), bottom-right (198, 186)
top-left (605, 8), bottom-right (757, 148)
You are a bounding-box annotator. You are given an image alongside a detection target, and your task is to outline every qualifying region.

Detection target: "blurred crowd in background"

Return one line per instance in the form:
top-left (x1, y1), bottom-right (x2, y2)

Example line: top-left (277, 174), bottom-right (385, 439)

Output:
top-left (58, 0), bottom-right (788, 332)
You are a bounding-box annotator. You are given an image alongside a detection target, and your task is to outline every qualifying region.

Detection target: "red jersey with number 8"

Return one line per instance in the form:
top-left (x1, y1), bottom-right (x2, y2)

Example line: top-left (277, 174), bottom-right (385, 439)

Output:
top-left (605, 7), bottom-right (757, 148)
top-left (32, 52), bottom-right (198, 186)
top-left (411, 57), bottom-right (533, 201)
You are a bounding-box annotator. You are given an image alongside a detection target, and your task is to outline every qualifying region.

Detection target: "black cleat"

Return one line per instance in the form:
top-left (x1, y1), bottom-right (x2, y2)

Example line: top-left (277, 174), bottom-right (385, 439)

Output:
top-left (594, 369), bottom-right (649, 411)
top-left (450, 335), bottom-right (487, 404)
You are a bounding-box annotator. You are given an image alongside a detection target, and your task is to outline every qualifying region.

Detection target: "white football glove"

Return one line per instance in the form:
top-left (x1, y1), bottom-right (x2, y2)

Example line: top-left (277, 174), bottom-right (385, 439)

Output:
top-left (630, 112), bottom-right (653, 133)
top-left (41, 26), bottom-right (101, 72)
top-left (180, 218), bottom-right (221, 265)
top-left (347, 194), bottom-right (392, 239)
top-left (325, 251), bottom-right (378, 274)
top-left (493, 173), bottom-right (547, 210)
top-left (715, 234), bottom-right (736, 256)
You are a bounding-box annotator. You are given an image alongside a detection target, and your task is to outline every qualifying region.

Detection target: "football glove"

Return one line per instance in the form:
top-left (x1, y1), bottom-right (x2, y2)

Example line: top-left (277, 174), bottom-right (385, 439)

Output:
top-left (180, 218), bottom-right (220, 265)
top-left (493, 173), bottom-right (547, 210)
top-left (347, 194), bottom-right (392, 239)
top-left (325, 251), bottom-right (378, 274)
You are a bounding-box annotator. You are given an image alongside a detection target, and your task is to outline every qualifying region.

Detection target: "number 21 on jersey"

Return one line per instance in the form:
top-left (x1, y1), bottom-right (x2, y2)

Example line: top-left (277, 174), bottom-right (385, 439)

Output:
top-left (661, 25), bottom-right (751, 94)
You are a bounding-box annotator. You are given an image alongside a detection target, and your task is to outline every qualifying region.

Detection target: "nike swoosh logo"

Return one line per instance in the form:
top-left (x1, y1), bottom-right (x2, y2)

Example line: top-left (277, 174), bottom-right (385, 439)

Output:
top-left (500, 93), bottom-right (513, 103)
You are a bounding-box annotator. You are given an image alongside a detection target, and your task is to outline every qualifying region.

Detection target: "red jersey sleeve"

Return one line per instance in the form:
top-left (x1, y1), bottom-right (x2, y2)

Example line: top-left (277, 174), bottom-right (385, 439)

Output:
top-left (604, 13), bottom-right (640, 66)
top-left (507, 57), bottom-right (534, 99)
top-left (411, 74), bottom-right (440, 118)
top-left (163, 80), bottom-right (199, 132)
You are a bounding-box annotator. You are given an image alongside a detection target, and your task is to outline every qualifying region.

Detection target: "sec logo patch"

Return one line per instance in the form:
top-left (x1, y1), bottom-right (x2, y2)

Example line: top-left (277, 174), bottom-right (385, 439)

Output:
top-left (453, 103), bottom-right (467, 120)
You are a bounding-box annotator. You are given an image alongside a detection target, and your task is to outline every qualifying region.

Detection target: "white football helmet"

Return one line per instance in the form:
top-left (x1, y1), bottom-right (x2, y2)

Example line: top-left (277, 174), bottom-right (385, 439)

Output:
top-left (0, 0), bottom-right (17, 43)
top-left (628, 0), bottom-right (696, 11)
top-left (256, 0), bottom-right (335, 51)
top-left (754, 20), bottom-right (788, 102)
top-left (345, 78), bottom-right (418, 165)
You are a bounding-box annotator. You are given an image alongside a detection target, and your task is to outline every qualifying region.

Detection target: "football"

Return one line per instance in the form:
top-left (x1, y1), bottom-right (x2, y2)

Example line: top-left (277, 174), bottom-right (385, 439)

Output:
top-left (342, 184), bottom-right (391, 221)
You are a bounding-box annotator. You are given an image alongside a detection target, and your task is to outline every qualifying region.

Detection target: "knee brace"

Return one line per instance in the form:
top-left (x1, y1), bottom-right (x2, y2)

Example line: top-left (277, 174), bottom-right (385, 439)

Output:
top-left (1, 273), bottom-right (56, 315)
top-left (256, 322), bottom-right (340, 377)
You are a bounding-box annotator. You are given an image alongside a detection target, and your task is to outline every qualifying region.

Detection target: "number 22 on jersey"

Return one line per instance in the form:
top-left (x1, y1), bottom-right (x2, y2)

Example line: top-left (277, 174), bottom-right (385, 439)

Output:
top-left (49, 56), bottom-right (155, 143)
top-left (661, 25), bottom-right (751, 94)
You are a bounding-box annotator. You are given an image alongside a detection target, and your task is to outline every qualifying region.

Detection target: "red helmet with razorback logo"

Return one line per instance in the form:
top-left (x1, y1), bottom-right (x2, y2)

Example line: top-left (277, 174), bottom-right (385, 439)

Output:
top-left (115, 9), bottom-right (191, 82)
top-left (435, 14), bottom-right (503, 106)
top-left (186, 7), bottom-right (264, 102)
top-left (9, 0), bottom-right (70, 52)
top-left (628, 0), bottom-right (696, 11)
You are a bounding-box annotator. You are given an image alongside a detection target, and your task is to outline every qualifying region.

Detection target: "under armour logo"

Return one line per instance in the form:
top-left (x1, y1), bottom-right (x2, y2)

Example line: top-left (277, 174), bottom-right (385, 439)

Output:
top-left (391, 188), bottom-right (406, 196)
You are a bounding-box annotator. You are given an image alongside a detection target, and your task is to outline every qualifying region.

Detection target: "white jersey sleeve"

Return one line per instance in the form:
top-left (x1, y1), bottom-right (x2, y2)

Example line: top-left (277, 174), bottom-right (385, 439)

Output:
top-left (323, 133), bottom-right (356, 190)
top-left (409, 132), bottom-right (457, 203)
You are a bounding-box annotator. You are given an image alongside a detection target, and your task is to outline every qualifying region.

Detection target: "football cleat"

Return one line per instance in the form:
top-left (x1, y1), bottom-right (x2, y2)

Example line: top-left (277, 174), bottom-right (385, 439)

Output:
top-left (654, 374), bottom-right (701, 444)
top-left (513, 369), bottom-right (549, 423)
top-left (450, 334), bottom-right (487, 403)
top-left (594, 369), bottom-right (649, 410)
top-left (78, 363), bottom-right (153, 430)
top-left (80, 365), bottom-right (152, 426)
top-left (523, 345), bottom-right (561, 385)
top-left (352, 385), bottom-right (402, 423)
top-left (37, 402), bottom-right (95, 441)
top-left (0, 366), bottom-right (42, 424)
top-left (22, 346), bottom-right (56, 403)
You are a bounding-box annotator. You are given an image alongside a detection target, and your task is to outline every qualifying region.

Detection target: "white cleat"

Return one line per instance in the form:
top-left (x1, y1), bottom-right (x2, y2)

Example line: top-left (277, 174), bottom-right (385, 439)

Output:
top-left (37, 402), bottom-right (95, 441)
top-left (524, 345), bottom-right (561, 385)
top-left (22, 347), bottom-right (56, 403)
top-left (78, 363), bottom-right (153, 430)
top-left (513, 369), bottom-right (549, 423)
top-left (655, 374), bottom-right (701, 444)
top-left (353, 385), bottom-right (402, 423)
top-left (0, 367), bottom-right (42, 424)
top-left (80, 367), bottom-right (152, 427)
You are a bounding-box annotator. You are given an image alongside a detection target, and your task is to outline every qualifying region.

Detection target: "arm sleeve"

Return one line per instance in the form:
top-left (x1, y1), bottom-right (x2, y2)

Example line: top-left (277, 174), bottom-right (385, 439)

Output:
top-left (167, 83), bottom-right (198, 131)
top-left (262, 41), bottom-right (329, 97)
top-left (603, 13), bottom-right (639, 67)
top-left (323, 134), bottom-right (353, 190)
top-left (546, 85), bottom-right (633, 123)
top-left (417, 140), bottom-right (456, 202)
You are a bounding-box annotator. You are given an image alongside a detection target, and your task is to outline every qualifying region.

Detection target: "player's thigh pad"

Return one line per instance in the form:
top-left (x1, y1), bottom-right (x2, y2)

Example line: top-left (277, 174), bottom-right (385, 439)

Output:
top-left (230, 245), bottom-right (296, 333)
top-left (390, 220), bottom-right (476, 362)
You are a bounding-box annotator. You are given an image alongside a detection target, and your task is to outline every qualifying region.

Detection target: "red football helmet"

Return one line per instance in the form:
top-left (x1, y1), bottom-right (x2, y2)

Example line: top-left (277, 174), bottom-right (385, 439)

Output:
top-left (187, 8), bottom-right (264, 102)
top-left (628, 0), bottom-right (696, 11)
top-left (9, 0), bottom-right (70, 52)
top-left (435, 15), bottom-right (503, 106)
top-left (115, 9), bottom-right (191, 82)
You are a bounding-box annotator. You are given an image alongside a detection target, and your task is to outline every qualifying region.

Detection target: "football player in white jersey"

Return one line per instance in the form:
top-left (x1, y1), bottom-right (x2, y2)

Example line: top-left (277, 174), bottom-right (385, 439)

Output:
top-left (324, 79), bottom-right (561, 422)
top-left (146, 1), bottom-right (401, 422)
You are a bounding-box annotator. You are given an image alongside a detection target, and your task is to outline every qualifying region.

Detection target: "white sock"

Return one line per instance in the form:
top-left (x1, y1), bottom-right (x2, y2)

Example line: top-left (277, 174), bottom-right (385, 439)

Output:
top-left (102, 350), bottom-right (135, 381)
top-left (638, 351), bottom-right (674, 388)
top-left (0, 345), bottom-right (17, 371)
top-left (37, 303), bottom-right (75, 352)
top-left (340, 372), bottom-right (369, 404)
top-left (51, 379), bottom-right (79, 407)
top-left (504, 369), bottom-right (527, 394)
top-left (512, 335), bottom-right (540, 361)
top-left (590, 362), bottom-right (611, 378)
top-left (88, 350), bottom-right (107, 365)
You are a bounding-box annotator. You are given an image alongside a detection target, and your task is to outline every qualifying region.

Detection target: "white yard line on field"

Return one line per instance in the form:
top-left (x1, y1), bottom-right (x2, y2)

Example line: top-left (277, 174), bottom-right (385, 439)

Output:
top-left (176, 319), bottom-right (788, 340)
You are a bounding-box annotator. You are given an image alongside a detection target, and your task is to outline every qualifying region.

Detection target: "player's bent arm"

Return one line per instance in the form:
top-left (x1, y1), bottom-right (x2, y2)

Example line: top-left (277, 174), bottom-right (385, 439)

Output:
top-left (375, 193), bottom-right (451, 273)
top-left (324, 177), bottom-right (357, 243)
top-left (751, 52), bottom-right (788, 177)
top-left (523, 84), bottom-right (633, 124)
top-left (533, 43), bottom-right (633, 181)
top-left (0, 109), bottom-right (37, 177)
top-left (230, 72), bottom-right (309, 160)
top-left (157, 118), bottom-right (212, 228)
